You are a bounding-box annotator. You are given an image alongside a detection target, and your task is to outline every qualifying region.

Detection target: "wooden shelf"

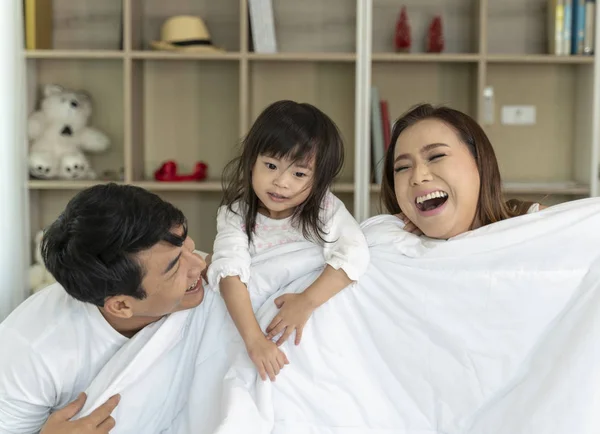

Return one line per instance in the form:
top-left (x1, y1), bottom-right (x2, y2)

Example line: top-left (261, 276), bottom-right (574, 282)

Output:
top-left (29, 181), bottom-right (588, 196)
top-left (248, 52), bottom-right (356, 62)
top-left (502, 181), bottom-right (589, 195)
top-left (130, 51), bottom-right (242, 61)
top-left (368, 182), bottom-right (589, 196)
top-left (28, 180), bottom-right (123, 190)
top-left (27, 181), bottom-right (222, 192)
top-left (25, 50), bottom-right (125, 59)
top-left (486, 54), bottom-right (594, 64)
top-left (29, 180), bottom-right (360, 194)
top-left (134, 181), bottom-right (223, 192)
top-left (372, 53), bottom-right (480, 63)
top-left (331, 182), bottom-right (357, 193)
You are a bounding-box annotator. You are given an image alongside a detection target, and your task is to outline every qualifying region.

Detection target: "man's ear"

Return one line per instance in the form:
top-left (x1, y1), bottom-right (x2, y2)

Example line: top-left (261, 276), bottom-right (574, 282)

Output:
top-left (103, 296), bottom-right (134, 319)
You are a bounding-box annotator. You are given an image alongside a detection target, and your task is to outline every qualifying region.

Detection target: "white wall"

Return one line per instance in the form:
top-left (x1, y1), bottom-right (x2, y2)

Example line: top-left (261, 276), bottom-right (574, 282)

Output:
top-left (0, 0), bottom-right (30, 321)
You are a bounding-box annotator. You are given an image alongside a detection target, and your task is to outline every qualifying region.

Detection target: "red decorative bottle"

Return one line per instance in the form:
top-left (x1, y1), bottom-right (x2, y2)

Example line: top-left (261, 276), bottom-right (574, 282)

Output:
top-left (394, 6), bottom-right (411, 52)
top-left (426, 16), bottom-right (444, 53)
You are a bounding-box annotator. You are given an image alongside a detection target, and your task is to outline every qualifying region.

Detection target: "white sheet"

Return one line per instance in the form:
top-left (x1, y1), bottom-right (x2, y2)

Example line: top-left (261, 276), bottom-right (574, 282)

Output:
top-left (74, 240), bottom-right (328, 433)
top-left (210, 197), bottom-right (600, 434)
top-left (78, 198), bottom-right (600, 433)
top-left (73, 289), bottom-right (240, 433)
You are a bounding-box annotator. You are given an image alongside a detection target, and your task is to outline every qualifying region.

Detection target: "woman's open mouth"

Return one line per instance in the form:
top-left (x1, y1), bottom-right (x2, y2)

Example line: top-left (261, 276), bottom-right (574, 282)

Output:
top-left (415, 191), bottom-right (448, 213)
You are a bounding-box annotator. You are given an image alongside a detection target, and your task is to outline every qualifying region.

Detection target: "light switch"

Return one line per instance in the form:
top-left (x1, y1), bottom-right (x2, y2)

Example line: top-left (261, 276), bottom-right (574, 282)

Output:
top-left (501, 105), bottom-right (536, 125)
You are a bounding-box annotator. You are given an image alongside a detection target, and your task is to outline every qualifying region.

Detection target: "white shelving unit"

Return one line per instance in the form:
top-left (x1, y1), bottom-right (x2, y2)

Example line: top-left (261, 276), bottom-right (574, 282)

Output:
top-left (24, 0), bottom-right (600, 253)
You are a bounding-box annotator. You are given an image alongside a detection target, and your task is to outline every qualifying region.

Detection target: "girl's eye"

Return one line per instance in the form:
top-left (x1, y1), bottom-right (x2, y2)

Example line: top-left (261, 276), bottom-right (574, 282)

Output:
top-left (265, 162), bottom-right (277, 170)
top-left (294, 172), bottom-right (307, 178)
top-left (394, 166), bottom-right (409, 173)
top-left (429, 154), bottom-right (445, 161)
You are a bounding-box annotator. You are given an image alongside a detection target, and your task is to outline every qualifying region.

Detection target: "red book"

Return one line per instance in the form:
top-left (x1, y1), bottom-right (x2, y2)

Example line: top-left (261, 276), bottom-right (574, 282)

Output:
top-left (380, 100), bottom-right (391, 150)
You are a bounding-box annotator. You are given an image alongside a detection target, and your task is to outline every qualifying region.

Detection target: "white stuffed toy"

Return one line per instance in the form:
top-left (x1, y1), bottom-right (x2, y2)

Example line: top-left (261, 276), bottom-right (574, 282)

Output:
top-left (28, 84), bottom-right (109, 180)
top-left (59, 151), bottom-right (97, 180)
top-left (29, 230), bottom-right (55, 293)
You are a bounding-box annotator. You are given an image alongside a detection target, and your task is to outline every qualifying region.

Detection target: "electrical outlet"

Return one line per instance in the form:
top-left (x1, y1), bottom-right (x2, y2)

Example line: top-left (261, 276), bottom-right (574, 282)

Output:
top-left (501, 105), bottom-right (536, 125)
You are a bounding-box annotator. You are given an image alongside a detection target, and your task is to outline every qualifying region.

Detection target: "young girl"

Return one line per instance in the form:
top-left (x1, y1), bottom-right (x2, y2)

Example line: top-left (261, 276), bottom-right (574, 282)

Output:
top-left (206, 100), bottom-right (370, 382)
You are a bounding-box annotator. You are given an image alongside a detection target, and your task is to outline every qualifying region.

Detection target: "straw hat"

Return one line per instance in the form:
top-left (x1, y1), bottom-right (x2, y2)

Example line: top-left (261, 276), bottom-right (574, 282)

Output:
top-left (151, 15), bottom-right (224, 52)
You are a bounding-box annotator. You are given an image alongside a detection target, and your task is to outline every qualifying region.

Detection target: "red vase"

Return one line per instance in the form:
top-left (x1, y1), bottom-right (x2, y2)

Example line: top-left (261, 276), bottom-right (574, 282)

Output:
top-left (427, 16), bottom-right (444, 53)
top-left (394, 6), bottom-right (411, 52)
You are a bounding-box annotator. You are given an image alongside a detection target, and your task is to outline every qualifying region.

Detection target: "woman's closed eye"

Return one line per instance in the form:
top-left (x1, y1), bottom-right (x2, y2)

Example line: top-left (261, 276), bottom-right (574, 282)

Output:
top-left (394, 165), bottom-right (410, 173)
top-left (428, 153), bottom-right (446, 162)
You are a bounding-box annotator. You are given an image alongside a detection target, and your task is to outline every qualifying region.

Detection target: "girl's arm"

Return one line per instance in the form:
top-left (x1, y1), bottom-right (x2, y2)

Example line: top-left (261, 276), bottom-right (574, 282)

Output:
top-left (266, 193), bottom-right (369, 345)
top-left (206, 204), bottom-right (252, 289)
top-left (220, 276), bottom-right (289, 381)
top-left (209, 205), bottom-right (288, 380)
top-left (220, 276), bottom-right (263, 343)
top-left (302, 265), bottom-right (352, 308)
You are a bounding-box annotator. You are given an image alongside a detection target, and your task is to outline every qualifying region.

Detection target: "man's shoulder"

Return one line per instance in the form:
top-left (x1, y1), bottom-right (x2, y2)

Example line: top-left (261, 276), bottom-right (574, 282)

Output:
top-left (0, 284), bottom-right (91, 432)
top-left (0, 283), bottom-right (87, 350)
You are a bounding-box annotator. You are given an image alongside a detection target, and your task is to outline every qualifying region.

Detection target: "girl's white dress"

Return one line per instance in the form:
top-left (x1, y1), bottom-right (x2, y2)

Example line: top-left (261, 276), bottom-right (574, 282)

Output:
top-left (207, 191), bottom-right (370, 305)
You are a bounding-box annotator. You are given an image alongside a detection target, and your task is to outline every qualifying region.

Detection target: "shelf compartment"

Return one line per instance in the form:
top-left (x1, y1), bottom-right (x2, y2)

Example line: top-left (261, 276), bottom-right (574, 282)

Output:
top-left (129, 0), bottom-right (240, 52)
top-left (249, 0), bottom-right (356, 54)
top-left (485, 63), bottom-right (595, 186)
top-left (372, 0), bottom-right (479, 54)
top-left (131, 60), bottom-right (240, 184)
top-left (249, 61), bottom-right (356, 183)
top-left (48, 0), bottom-right (123, 51)
top-left (26, 58), bottom-right (126, 180)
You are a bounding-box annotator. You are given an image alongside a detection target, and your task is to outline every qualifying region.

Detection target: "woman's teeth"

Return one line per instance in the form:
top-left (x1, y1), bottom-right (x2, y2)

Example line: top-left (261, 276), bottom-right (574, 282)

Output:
top-left (416, 191), bottom-right (448, 204)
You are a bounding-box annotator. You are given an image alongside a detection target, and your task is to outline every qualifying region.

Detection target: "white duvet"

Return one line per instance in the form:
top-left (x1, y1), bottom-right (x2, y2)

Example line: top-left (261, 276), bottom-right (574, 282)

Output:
top-left (79, 198), bottom-right (600, 433)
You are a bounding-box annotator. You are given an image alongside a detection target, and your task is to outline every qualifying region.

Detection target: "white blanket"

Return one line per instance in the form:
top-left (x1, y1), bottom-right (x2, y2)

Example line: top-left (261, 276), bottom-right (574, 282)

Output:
top-left (75, 240), bottom-right (328, 433)
top-left (211, 197), bottom-right (600, 434)
top-left (79, 198), bottom-right (600, 433)
top-left (74, 288), bottom-right (240, 433)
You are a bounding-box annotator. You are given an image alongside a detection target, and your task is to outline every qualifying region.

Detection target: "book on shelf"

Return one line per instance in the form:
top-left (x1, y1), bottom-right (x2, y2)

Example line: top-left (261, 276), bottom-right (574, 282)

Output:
top-left (370, 87), bottom-right (392, 185)
top-left (380, 100), bottom-right (391, 151)
top-left (584, 0), bottom-right (596, 54)
top-left (248, 0), bottom-right (277, 53)
top-left (549, 0), bottom-right (595, 55)
top-left (23, 0), bottom-right (53, 50)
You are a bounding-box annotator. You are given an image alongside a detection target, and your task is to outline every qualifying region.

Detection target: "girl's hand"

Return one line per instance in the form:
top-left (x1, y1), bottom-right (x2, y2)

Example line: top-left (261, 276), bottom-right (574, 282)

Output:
top-left (265, 293), bottom-right (315, 346)
top-left (395, 212), bottom-right (423, 236)
top-left (246, 336), bottom-right (289, 381)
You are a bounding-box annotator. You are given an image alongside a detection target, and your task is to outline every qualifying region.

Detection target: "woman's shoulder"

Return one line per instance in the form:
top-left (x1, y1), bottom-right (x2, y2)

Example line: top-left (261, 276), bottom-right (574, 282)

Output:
top-left (360, 214), bottom-right (406, 241)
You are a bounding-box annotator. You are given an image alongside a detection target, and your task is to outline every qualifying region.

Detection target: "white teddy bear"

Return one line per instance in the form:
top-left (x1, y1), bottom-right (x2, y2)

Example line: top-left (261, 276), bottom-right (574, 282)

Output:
top-left (28, 84), bottom-right (110, 180)
top-left (59, 151), bottom-right (97, 180)
top-left (29, 230), bottom-right (55, 294)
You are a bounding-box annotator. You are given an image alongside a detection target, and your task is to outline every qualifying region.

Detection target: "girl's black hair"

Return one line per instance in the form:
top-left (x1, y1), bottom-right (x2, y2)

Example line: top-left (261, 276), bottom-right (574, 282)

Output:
top-left (221, 100), bottom-right (344, 244)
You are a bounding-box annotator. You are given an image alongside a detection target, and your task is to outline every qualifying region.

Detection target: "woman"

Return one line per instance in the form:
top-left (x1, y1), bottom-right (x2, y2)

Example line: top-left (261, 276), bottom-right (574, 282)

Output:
top-left (380, 103), bottom-right (537, 238)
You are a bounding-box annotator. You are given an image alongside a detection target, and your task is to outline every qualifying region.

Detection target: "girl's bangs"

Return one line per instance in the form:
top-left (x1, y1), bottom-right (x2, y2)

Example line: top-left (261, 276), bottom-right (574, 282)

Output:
top-left (259, 137), bottom-right (317, 166)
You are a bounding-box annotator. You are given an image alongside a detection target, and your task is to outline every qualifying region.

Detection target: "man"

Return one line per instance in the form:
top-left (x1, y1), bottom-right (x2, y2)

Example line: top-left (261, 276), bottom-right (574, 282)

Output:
top-left (0, 184), bottom-right (209, 433)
